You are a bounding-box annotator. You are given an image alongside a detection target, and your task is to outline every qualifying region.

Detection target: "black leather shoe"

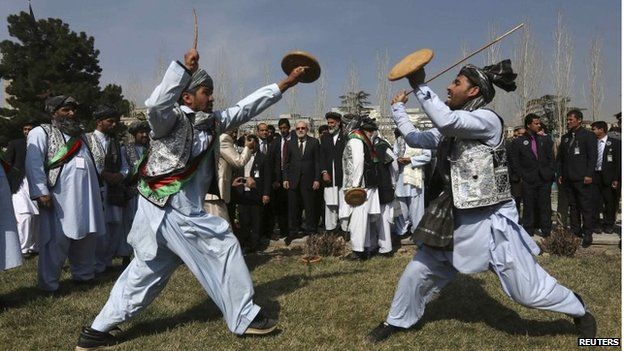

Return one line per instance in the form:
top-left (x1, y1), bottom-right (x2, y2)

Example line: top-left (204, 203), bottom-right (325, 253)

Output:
top-left (344, 251), bottom-right (369, 261)
top-left (367, 322), bottom-right (402, 343)
top-left (574, 312), bottom-right (597, 338)
top-left (243, 312), bottom-right (277, 335)
top-left (75, 326), bottom-right (119, 350)
top-left (581, 234), bottom-right (593, 248)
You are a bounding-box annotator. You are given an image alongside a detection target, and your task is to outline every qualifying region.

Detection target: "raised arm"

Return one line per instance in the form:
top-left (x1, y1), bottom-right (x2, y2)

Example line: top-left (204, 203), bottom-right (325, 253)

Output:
top-left (144, 61), bottom-right (192, 139)
top-left (391, 100), bottom-right (442, 149)
top-left (413, 84), bottom-right (501, 144)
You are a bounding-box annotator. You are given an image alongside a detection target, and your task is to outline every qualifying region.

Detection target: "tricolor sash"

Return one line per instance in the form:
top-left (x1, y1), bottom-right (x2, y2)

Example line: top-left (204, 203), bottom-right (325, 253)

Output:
top-left (46, 136), bottom-right (82, 170)
top-left (348, 130), bottom-right (379, 162)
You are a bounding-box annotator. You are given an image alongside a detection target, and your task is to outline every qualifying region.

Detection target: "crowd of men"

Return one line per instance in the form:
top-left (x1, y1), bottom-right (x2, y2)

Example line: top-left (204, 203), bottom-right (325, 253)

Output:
top-left (1, 89), bottom-right (621, 270)
top-left (0, 49), bottom-right (615, 348)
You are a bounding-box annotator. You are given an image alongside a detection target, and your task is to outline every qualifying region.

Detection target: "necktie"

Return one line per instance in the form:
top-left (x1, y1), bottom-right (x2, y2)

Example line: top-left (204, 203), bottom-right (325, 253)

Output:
top-left (261, 141), bottom-right (267, 154)
top-left (281, 140), bottom-right (287, 169)
top-left (597, 140), bottom-right (604, 170)
top-left (530, 135), bottom-right (538, 159)
top-left (299, 139), bottom-right (304, 155)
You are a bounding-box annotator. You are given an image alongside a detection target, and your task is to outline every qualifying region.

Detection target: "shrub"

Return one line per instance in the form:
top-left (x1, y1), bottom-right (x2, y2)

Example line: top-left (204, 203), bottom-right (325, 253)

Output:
top-left (304, 233), bottom-right (347, 257)
top-left (538, 225), bottom-right (581, 257)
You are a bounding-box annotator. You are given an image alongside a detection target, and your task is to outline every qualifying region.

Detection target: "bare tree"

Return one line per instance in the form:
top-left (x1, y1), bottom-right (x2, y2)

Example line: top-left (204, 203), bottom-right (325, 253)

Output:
top-left (214, 48), bottom-right (233, 110)
top-left (585, 35), bottom-right (604, 121)
top-left (314, 73), bottom-right (327, 119)
top-left (287, 84), bottom-right (299, 114)
top-left (483, 23), bottom-right (502, 112)
top-left (552, 11), bottom-right (574, 137)
top-left (376, 49), bottom-right (391, 137)
top-left (514, 22), bottom-right (541, 124)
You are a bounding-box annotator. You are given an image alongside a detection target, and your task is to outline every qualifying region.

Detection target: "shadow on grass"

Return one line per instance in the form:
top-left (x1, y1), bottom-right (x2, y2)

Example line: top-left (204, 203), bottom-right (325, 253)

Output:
top-left (0, 263), bottom-right (124, 310)
top-left (412, 275), bottom-right (576, 337)
top-left (121, 267), bottom-right (364, 343)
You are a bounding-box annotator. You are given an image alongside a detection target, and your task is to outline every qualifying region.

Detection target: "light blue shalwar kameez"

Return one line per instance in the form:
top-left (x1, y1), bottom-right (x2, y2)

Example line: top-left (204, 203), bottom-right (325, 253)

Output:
top-left (26, 127), bottom-right (106, 291)
top-left (91, 61), bottom-right (282, 335)
top-left (1, 166), bottom-right (23, 271)
top-left (385, 84), bottom-right (586, 329)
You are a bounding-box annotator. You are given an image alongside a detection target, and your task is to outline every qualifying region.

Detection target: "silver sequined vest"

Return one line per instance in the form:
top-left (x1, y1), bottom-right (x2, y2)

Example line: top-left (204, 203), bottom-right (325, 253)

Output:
top-left (448, 115), bottom-right (512, 209)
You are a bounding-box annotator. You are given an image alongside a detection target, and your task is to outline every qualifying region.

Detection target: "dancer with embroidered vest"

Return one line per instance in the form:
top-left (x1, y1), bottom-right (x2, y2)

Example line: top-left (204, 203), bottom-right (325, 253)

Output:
top-left (75, 48), bottom-right (308, 350)
top-left (368, 61), bottom-right (596, 342)
top-left (26, 96), bottom-right (106, 292)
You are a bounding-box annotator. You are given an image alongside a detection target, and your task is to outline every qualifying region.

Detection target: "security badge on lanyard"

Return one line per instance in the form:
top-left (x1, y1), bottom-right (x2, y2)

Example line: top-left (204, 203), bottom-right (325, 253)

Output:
top-left (573, 141), bottom-right (580, 155)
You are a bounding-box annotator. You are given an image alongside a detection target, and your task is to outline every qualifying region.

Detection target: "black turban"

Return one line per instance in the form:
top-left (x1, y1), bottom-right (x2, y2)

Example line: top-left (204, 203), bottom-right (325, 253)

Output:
top-left (93, 104), bottom-right (121, 120)
top-left (459, 59), bottom-right (517, 105)
top-left (45, 95), bottom-right (79, 114)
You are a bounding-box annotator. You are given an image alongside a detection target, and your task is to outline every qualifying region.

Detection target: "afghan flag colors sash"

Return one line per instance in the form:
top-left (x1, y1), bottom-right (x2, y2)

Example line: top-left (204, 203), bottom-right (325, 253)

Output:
top-left (46, 137), bottom-right (83, 170)
top-left (348, 130), bottom-right (379, 162)
top-left (137, 148), bottom-right (209, 202)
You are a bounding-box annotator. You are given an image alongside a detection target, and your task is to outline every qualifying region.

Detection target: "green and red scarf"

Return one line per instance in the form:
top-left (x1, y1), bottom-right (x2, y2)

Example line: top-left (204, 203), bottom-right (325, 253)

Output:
top-left (137, 149), bottom-right (209, 201)
top-left (46, 136), bottom-right (83, 170)
top-left (348, 130), bottom-right (379, 162)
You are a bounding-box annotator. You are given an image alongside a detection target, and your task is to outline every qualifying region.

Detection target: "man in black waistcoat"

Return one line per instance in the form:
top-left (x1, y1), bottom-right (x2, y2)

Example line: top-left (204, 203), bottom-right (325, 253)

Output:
top-left (590, 121), bottom-right (621, 234)
top-left (320, 112), bottom-right (346, 235)
top-left (557, 109), bottom-right (598, 247)
top-left (509, 114), bottom-right (555, 237)
top-left (268, 118), bottom-right (292, 239)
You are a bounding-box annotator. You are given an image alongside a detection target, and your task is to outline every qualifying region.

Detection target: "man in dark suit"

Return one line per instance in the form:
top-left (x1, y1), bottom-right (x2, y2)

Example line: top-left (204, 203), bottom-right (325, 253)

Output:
top-left (506, 126), bottom-right (526, 214)
top-left (231, 135), bottom-right (272, 253)
top-left (509, 114), bottom-right (555, 237)
top-left (590, 121), bottom-right (621, 234)
top-left (283, 120), bottom-right (321, 242)
top-left (5, 121), bottom-right (36, 193)
top-left (268, 118), bottom-right (292, 239)
top-left (319, 112), bottom-right (346, 235)
top-left (557, 109), bottom-right (598, 247)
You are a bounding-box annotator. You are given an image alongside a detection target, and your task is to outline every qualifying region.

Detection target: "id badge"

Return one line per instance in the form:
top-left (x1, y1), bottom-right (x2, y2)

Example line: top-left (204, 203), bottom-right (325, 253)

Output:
top-left (607, 154), bottom-right (613, 162)
top-left (254, 170), bottom-right (260, 178)
top-left (75, 156), bottom-right (86, 169)
top-left (574, 147), bottom-right (580, 155)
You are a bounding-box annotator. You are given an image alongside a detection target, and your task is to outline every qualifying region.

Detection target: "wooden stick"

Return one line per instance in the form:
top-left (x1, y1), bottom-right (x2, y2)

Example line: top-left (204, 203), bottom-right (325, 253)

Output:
top-left (405, 23), bottom-right (524, 94)
top-left (193, 8), bottom-right (198, 49)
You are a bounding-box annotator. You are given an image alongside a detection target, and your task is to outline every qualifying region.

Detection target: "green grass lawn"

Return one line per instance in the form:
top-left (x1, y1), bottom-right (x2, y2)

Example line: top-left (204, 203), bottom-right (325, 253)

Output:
top-left (0, 246), bottom-right (620, 350)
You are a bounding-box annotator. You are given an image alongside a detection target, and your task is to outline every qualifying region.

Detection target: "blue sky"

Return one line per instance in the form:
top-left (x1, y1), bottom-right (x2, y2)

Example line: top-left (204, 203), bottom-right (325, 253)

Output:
top-left (0, 0), bottom-right (621, 123)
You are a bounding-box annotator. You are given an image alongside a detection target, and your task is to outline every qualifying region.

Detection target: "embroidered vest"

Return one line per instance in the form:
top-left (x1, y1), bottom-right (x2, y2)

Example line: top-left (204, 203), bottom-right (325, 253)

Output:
top-left (40, 124), bottom-right (68, 188)
top-left (139, 108), bottom-right (218, 207)
top-left (446, 113), bottom-right (512, 209)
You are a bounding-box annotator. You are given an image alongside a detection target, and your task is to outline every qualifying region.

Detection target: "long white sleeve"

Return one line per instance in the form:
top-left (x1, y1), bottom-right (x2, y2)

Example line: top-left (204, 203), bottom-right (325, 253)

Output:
top-left (410, 149), bottom-right (432, 168)
top-left (391, 102), bottom-right (442, 149)
top-left (216, 84), bottom-right (282, 132)
top-left (25, 127), bottom-right (49, 198)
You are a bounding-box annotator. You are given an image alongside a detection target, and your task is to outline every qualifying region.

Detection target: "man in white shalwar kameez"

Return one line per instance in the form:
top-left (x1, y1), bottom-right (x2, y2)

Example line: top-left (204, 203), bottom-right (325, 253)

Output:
top-left (86, 106), bottom-right (129, 273)
top-left (368, 135), bottom-right (397, 256)
top-left (320, 112), bottom-right (347, 234)
top-left (76, 48), bottom-right (308, 350)
top-left (26, 96), bottom-right (106, 292)
top-left (340, 116), bottom-right (382, 260)
top-left (393, 132), bottom-right (431, 236)
top-left (368, 60), bottom-right (596, 342)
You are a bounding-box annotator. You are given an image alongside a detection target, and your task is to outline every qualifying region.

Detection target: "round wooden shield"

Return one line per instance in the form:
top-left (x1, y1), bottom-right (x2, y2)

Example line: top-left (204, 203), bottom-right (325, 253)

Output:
top-left (281, 51), bottom-right (321, 83)
top-left (388, 48), bottom-right (434, 81)
top-left (344, 187), bottom-right (367, 207)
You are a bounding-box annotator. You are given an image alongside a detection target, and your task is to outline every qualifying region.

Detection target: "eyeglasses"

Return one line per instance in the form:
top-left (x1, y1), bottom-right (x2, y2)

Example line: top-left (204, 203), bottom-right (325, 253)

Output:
top-left (296, 127), bottom-right (306, 131)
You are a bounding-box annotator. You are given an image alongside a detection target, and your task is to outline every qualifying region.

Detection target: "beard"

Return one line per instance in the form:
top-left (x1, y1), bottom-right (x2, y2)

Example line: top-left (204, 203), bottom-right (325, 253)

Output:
top-left (52, 117), bottom-right (83, 137)
top-left (328, 125), bottom-right (339, 135)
